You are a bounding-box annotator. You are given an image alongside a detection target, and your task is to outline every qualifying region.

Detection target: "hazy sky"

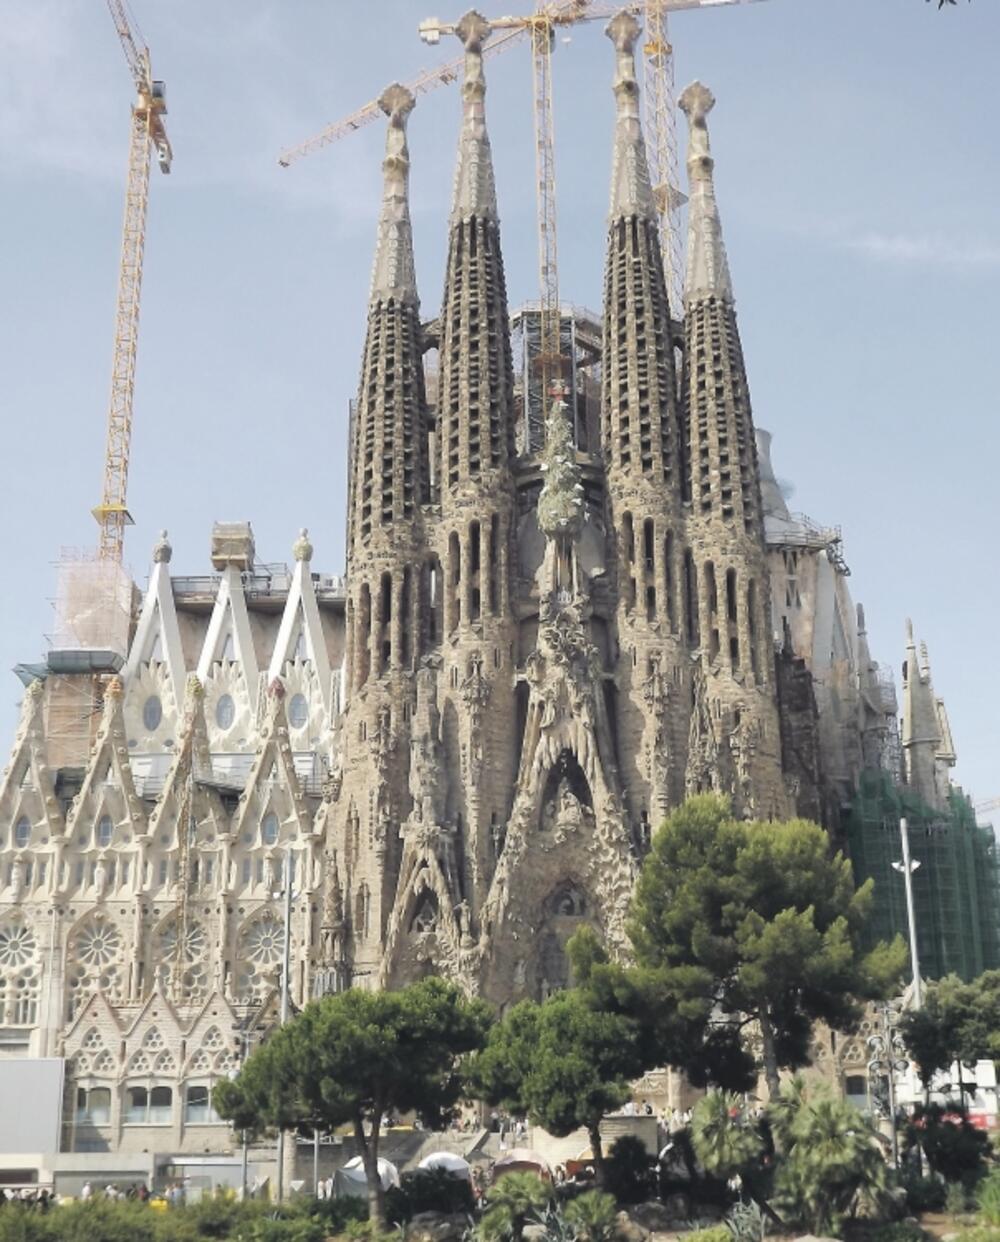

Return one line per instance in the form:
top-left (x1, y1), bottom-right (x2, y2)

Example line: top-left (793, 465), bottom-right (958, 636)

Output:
top-left (0, 0), bottom-right (997, 807)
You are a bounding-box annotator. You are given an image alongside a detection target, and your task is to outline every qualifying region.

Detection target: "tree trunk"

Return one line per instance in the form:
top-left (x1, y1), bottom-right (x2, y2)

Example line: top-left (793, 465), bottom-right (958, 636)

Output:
top-left (587, 1122), bottom-right (607, 1188)
top-left (355, 1114), bottom-right (385, 1229)
top-left (758, 1010), bottom-right (781, 1100)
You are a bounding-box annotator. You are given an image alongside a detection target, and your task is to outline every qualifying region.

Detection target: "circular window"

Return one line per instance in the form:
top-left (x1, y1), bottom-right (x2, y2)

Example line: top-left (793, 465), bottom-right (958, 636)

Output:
top-left (288, 693), bottom-right (308, 728)
top-left (261, 812), bottom-right (279, 846)
top-left (96, 815), bottom-right (113, 848)
top-left (215, 694), bottom-right (235, 730)
top-left (142, 695), bottom-right (162, 731)
top-left (14, 817), bottom-right (30, 849)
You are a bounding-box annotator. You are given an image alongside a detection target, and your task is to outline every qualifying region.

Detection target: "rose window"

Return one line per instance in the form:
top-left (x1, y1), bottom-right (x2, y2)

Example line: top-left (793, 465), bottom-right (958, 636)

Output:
top-left (0, 922), bottom-right (36, 968)
top-left (74, 920), bottom-right (122, 968)
top-left (243, 913), bottom-right (285, 964)
top-left (157, 921), bottom-right (207, 964)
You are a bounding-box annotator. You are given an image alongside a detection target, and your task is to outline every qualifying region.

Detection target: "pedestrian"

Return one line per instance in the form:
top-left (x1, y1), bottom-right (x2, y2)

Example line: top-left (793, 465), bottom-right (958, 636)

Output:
top-left (80, 1181), bottom-right (92, 1201)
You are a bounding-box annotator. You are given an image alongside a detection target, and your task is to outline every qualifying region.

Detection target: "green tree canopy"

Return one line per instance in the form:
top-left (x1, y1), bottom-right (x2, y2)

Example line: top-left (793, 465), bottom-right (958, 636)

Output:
top-left (629, 795), bottom-right (906, 1095)
top-left (900, 970), bottom-right (1000, 1089)
top-left (469, 987), bottom-right (642, 1183)
top-left (214, 977), bottom-right (490, 1225)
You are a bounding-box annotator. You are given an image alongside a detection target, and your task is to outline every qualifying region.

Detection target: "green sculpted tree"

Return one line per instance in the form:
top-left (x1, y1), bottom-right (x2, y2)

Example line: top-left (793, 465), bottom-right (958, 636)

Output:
top-left (214, 978), bottom-right (490, 1227)
top-left (470, 988), bottom-right (641, 1185)
top-left (629, 795), bottom-right (906, 1096)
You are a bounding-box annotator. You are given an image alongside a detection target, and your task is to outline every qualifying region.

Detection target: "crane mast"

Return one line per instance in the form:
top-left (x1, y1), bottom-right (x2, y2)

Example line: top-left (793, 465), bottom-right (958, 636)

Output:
top-left (642, 0), bottom-right (685, 319)
top-left (529, 11), bottom-right (563, 403)
top-left (95, 1), bottom-right (171, 563)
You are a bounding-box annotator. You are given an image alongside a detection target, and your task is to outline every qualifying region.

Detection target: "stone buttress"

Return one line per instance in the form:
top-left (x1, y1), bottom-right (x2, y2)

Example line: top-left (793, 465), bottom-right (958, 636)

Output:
top-left (677, 82), bottom-right (788, 818)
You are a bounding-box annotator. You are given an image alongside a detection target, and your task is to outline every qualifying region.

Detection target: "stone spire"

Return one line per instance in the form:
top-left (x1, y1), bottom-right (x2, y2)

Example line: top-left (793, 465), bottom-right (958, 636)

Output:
top-left (347, 84), bottom-right (428, 558)
top-left (601, 11), bottom-right (680, 491)
top-left (370, 84), bottom-right (418, 304)
top-left (902, 620), bottom-right (953, 809)
top-left (679, 81), bottom-right (759, 532)
top-left (679, 82), bottom-right (733, 304)
top-left (606, 12), bottom-right (656, 219)
top-left (451, 11), bottom-right (497, 222)
top-left (437, 9), bottom-right (516, 490)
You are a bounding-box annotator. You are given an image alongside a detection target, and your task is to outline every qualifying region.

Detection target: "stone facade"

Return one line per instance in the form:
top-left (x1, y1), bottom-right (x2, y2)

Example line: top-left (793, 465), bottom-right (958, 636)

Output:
top-left (0, 9), bottom-right (981, 1161)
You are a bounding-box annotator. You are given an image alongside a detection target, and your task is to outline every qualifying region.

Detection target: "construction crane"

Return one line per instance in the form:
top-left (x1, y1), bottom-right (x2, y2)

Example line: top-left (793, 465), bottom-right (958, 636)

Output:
top-left (95, 1), bottom-right (172, 563)
top-left (280, 0), bottom-right (761, 413)
top-left (975, 796), bottom-right (1000, 816)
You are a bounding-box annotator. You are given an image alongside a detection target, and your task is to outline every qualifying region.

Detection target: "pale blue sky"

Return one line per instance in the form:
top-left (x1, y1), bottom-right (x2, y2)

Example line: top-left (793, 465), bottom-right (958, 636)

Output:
top-left (0, 0), bottom-right (997, 806)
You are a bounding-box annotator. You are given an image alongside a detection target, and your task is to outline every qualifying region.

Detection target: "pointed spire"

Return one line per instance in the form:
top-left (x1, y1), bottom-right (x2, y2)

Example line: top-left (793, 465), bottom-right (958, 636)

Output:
top-left (902, 618), bottom-right (948, 807)
top-left (370, 83), bottom-right (418, 305)
top-left (679, 81), bottom-right (733, 304)
top-left (451, 11), bottom-right (497, 221)
top-left (606, 11), bottom-right (656, 219)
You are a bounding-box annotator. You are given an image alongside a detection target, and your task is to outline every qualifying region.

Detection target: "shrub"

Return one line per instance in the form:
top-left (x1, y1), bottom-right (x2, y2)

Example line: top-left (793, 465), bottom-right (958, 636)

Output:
top-left (562, 1191), bottom-right (620, 1242)
top-left (685, 1227), bottom-right (731, 1242)
top-left (46, 1200), bottom-right (158, 1242)
top-left (898, 1173), bottom-right (946, 1214)
top-left (0, 1204), bottom-right (56, 1242)
top-left (394, 1167), bottom-right (475, 1219)
top-left (311, 1193), bottom-right (369, 1233)
top-left (945, 1180), bottom-right (970, 1217)
top-left (979, 1173), bottom-right (1000, 1227)
top-left (963, 1230), bottom-right (1000, 1242)
top-left (237, 1215), bottom-right (327, 1242)
top-left (691, 1093), bottom-right (764, 1182)
top-left (905, 1103), bottom-right (990, 1186)
top-left (478, 1172), bottom-right (552, 1242)
top-left (603, 1136), bottom-right (654, 1206)
top-left (865, 1224), bottom-right (929, 1242)
top-left (770, 1080), bottom-right (890, 1235)
top-left (724, 1200), bottom-right (766, 1242)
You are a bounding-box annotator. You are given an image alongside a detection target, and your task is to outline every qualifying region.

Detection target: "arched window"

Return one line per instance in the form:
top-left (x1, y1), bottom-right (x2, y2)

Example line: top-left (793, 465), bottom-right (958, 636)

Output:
top-left (215, 694), bottom-right (235, 730)
top-left (125, 1084), bottom-right (173, 1124)
top-left (261, 812), bottom-right (279, 846)
top-left (76, 1086), bottom-right (111, 1125)
top-left (96, 815), bottom-right (113, 849)
top-left (149, 1085), bottom-right (173, 1124)
top-left (288, 694), bottom-right (308, 729)
top-left (124, 1085), bottom-right (148, 1124)
top-left (184, 1083), bottom-right (219, 1124)
top-left (142, 695), bottom-right (162, 731)
top-left (13, 817), bottom-right (30, 849)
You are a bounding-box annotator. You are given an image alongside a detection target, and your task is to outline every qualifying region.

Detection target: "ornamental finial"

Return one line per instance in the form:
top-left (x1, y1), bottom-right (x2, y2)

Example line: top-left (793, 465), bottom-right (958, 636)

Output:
top-left (153, 530), bottom-right (172, 564)
top-left (293, 527), bottom-right (313, 562)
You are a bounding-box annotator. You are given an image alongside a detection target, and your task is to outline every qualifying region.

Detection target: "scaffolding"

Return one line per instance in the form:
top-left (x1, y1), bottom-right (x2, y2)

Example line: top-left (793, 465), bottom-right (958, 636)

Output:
top-left (847, 769), bottom-right (1000, 982)
top-left (49, 548), bottom-right (133, 672)
top-left (511, 304), bottom-right (602, 456)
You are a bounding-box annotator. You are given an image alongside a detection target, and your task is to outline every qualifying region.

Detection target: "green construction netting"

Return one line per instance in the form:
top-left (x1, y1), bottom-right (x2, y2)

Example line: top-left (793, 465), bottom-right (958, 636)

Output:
top-left (846, 769), bottom-right (1000, 982)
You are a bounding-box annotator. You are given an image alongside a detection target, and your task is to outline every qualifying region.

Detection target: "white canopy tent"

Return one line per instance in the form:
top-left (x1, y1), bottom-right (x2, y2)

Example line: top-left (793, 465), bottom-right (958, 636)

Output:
top-left (335, 1155), bottom-right (400, 1198)
top-left (417, 1151), bottom-right (472, 1180)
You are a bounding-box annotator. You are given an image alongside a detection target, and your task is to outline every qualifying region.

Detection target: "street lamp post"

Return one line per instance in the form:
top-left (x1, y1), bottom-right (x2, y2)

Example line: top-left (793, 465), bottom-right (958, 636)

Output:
top-left (274, 848), bottom-right (297, 1202)
top-left (868, 1004), bottom-right (909, 1168)
top-left (892, 816), bottom-right (923, 1010)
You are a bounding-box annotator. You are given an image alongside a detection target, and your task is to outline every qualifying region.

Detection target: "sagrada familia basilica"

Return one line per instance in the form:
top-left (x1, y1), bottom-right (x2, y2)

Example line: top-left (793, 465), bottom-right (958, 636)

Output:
top-left (1, 11), bottom-right (993, 1163)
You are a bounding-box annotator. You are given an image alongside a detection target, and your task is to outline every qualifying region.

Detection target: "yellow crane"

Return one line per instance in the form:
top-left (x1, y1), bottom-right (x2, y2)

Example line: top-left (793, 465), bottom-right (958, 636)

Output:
top-left (94, 0), bottom-right (172, 563)
top-left (279, 1), bottom-right (763, 352)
